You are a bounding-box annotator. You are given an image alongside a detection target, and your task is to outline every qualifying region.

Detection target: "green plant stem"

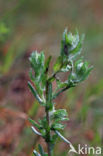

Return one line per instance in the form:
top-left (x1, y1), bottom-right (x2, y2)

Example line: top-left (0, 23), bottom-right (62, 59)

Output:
top-left (45, 81), bottom-right (52, 156)
top-left (48, 71), bottom-right (59, 82)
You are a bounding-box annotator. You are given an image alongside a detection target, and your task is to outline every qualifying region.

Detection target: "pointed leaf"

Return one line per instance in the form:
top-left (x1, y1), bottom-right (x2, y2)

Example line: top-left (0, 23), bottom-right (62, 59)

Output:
top-left (33, 150), bottom-right (41, 156)
top-left (38, 144), bottom-right (45, 155)
top-left (28, 81), bottom-right (44, 105)
top-left (44, 56), bottom-right (52, 73)
top-left (53, 56), bottom-right (62, 72)
top-left (28, 118), bottom-right (40, 129)
top-left (51, 123), bottom-right (65, 130)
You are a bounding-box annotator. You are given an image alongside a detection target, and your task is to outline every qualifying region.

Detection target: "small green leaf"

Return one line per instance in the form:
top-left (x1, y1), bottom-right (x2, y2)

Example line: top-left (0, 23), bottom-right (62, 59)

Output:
top-left (56, 79), bottom-right (68, 90)
top-left (75, 59), bottom-right (88, 75)
top-left (80, 66), bottom-right (93, 82)
top-left (39, 129), bottom-right (46, 138)
top-left (38, 117), bottom-right (48, 131)
top-left (51, 109), bottom-right (69, 122)
top-left (38, 144), bottom-right (44, 155)
top-left (68, 59), bottom-right (93, 86)
top-left (75, 59), bottom-right (93, 82)
top-left (69, 34), bottom-right (84, 60)
top-left (68, 72), bottom-right (77, 86)
top-left (29, 51), bottom-right (45, 82)
top-left (51, 134), bottom-right (58, 143)
top-left (44, 56), bottom-right (52, 73)
top-left (29, 69), bottom-right (35, 81)
top-left (38, 144), bottom-right (48, 156)
top-left (31, 126), bottom-right (42, 136)
top-left (61, 64), bottom-right (71, 72)
top-left (53, 56), bottom-right (62, 72)
top-left (60, 29), bottom-right (84, 60)
top-left (28, 118), bottom-right (40, 129)
top-left (28, 81), bottom-right (44, 105)
top-left (51, 123), bottom-right (65, 130)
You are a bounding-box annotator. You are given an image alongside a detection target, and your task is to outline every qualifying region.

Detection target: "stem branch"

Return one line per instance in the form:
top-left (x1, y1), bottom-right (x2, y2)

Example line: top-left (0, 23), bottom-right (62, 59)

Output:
top-left (45, 81), bottom-right (52, 156)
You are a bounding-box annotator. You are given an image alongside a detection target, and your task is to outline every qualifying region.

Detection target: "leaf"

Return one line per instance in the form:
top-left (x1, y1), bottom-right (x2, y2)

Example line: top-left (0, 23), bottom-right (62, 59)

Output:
top-left (51, 134), bottom-right (58, 143)
top-left (29, 51), bottom-right (46, 96)
top-left (34, 79), bottom-right (44, 96)
top-left (69, 34), bottom-right (84, 60)
top-left (28, 81), bottom-right (44, 105)
top-left (68, 72), bottom-right (77, 87)
top-left (62, 28), bottom-right (68, 41)
top-left (38, 144), bottom-right (45, 155)
top-left (61, 64), bottom-right (71, 72)
top-left (56, 79), bottom-right (68, 90)
top-left (53, 56), bottom-right (62, 72)
top-left (55, 131), bottom-right (77, 154)
top-left (29, 70), bottom-right (45, 91)
top-left (51, 109), bottom-right (69, 122)
top-left (39, 129), bottom-right (46, 138)
top-left (29, 51), bottom-right (45, 82)
top-left (38, 144), bottom-right (48, 156)
top-left (74, 59), bottom-right (93, 82)
top-left (31, 126), bottom-right (42, 136)
top-left (51, 123), bottom-right (65, 130)
top-left (60, 29), bottom-right (84, 60)
top-left (75, 59), bottom-right (88, 75)
top-left (68, 60), bottom-right (93, 86)
top-left (38, 117), bottom-right (48, 132)
top-left (44, 56), bottom-right (52, 73)
top-left (28, 118), bottom-right (40, 129)
top-left (80, 66), bottom-right (93, 82)
top-left (29, 69), bottom-right (35, 81)
top-left (33, 150), bottom-right (41, 156)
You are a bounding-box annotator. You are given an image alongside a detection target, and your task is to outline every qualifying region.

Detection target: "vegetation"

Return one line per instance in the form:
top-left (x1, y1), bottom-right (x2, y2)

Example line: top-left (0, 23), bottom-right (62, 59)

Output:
top-left (28, 29), bottom-right (93, 156)
top-left (0, 1), bottom-right (103, 155)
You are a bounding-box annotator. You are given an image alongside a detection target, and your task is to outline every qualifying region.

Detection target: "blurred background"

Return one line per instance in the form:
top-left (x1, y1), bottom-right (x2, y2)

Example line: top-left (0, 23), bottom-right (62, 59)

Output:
top-left (0, 0), bottom-right (103, 155)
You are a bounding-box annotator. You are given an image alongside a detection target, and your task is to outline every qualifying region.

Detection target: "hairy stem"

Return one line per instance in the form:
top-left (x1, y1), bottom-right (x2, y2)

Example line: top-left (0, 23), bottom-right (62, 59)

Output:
top-left (45, 81), bottom-right (52, 156)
